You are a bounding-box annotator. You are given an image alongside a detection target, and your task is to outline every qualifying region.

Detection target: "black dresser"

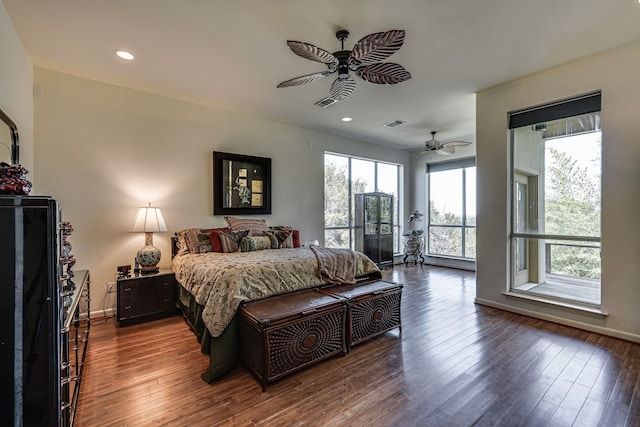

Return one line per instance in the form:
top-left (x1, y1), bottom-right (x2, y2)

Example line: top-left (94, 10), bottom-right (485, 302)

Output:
top-left (0, 195), bottom-right (90, 426)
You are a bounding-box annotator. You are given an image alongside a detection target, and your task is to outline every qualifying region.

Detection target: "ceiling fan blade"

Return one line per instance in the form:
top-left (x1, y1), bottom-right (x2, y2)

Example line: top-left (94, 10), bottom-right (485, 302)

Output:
top-left (357, 63), bottom-right (411, 84)
top-left (441, 141), bottom-right (472, 148)
top-left (286, 41), bottom-right (337, 64)
top-left (277, 71), bottom-right (333, 88)
top-left (350, 30), bottom-right (406, 66)
top-left (435, 147), bottom-right (456, 155)
top-left (329, 76), bottom-right (356, 101)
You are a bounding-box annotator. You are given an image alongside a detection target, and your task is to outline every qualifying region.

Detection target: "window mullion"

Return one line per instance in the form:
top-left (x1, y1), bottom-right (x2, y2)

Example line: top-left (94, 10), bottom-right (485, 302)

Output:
top-left (348, 157), bottom-right (353, 249)
top-left (462, 168), bottom-right (467, 258)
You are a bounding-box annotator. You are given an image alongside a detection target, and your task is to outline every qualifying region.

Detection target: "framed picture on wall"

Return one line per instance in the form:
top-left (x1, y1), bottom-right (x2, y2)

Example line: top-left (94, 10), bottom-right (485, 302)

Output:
top-left (213, 151), bottom-right (271, 215)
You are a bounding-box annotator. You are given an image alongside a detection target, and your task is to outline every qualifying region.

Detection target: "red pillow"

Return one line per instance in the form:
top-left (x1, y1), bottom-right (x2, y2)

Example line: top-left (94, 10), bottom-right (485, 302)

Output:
top-left (209, 228), bottom-right (232, 252)
top-left (292, 230), bottom-right (301, 248)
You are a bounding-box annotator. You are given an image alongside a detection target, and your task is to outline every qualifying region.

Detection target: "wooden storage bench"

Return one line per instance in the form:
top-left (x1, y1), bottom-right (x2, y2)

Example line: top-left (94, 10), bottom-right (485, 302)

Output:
top-left (320, 280), bottom-right (402, 352)
top-left (238, 289), bottom-right (347, 391)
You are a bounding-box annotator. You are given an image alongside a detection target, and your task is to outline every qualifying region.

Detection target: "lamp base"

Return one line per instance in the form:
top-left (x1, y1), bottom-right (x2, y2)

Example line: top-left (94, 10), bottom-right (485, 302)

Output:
top-left (136, 239), bottom-right (162, 275)
top-left (139, 265), bottom-right (160, 275)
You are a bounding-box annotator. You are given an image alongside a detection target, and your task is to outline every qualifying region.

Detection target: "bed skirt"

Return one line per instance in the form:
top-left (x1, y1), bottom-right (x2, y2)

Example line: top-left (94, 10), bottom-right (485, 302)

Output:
top-left (177, 285), bottom-right (239, 383)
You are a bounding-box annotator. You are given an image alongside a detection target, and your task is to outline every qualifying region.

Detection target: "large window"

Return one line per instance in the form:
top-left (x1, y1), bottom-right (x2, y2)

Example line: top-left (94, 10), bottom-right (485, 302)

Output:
top-left (324, 153), bottom-right (401, 252)
top-left (509, 92), bottom-right (601, 307)
top-left (427, 159), bottom-right (476, 259)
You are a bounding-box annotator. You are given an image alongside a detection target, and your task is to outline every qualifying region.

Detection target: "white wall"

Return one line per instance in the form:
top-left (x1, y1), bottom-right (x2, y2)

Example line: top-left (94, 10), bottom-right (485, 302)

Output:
top-left (476, 41), bottom-right (640, 341)
top-left (0, 1), bottom-right (32, 170)
top-left (32, 68), bottom-right (411, 315)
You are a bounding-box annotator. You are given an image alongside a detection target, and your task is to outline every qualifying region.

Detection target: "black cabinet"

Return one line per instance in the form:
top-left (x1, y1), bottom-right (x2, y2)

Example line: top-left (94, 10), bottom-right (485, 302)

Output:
top-left (354, 192), bottom-right (394, 268)
top-left (117, 269), bottom-right (176, 326)
top-left (0, 195), bottom-right (87, 427)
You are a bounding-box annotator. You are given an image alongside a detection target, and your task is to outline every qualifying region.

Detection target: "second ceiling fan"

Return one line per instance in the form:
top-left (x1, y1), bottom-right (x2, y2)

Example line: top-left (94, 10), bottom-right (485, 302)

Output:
top-left (416, 131), bottom-right (472, 156)
top-left (277, 29), bottom-right (411, 102)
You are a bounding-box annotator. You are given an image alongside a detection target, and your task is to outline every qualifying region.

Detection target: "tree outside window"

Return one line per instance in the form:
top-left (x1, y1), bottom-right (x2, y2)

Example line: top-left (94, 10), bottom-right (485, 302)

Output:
top-left (428, 165), bottom-right (476, 259)
top-left (324, 153), bottom-right (401, 251)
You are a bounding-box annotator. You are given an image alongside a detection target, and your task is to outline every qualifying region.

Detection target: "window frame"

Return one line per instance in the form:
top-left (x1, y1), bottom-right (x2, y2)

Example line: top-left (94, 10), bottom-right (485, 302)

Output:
top-left (323, 152), bottom-right (402, 253)
top-left (508, 92), bottom-right (602, 307)
top-left (427, 159), bottom-right (476, 260)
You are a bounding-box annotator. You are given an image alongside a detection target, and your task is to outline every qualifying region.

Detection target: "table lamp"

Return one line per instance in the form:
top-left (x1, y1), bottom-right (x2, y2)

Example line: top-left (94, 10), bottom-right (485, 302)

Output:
top-left (130, 203), bottom-right (168, 274)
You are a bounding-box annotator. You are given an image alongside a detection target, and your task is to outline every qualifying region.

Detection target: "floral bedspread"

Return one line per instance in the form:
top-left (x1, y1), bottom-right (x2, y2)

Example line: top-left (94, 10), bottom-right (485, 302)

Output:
top-left (171, 248), bottom-right (380, 337)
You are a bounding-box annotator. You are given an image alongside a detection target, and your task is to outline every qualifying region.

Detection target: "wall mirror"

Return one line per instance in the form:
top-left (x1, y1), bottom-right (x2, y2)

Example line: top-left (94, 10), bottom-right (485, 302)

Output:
top-left (0, 108), bottom-right (19, 164)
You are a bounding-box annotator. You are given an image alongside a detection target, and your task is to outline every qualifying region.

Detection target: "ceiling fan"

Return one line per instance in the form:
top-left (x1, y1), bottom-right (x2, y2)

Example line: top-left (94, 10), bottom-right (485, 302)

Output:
top-left (277, 29), bottom-right (411, 102)
top-left (416, 131), bottom-right (472, 156)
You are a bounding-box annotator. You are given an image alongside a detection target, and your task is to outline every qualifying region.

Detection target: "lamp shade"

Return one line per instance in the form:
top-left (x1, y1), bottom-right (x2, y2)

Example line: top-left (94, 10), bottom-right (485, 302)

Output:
top-left (130, 204), bottom-right (168, 274)
top-left (130, 204), bottom-right (168, 233)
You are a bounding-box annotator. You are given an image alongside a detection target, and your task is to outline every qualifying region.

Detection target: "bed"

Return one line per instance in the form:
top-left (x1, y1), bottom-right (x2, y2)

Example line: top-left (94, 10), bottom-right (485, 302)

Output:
top-left (170, 220), bottom-right (382, 382)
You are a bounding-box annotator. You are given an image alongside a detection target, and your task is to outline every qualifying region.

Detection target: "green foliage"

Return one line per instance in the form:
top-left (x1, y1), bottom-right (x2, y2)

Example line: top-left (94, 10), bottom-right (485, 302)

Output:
top-left (429, 200), bottom-right (465, 256)
top-left (548, 244), bottom-right (600, 280)
top-left (325, 229), bottom-right (350, 249)
top-left (545, 147), bottom-right (601, 279)
top-left (324, 160), bottom-right (367, 248)
top-left (429, 226), bottom-right (462, 256)
top-left (430, 199), bottom-right (463, 225)
top-left (545, 148), bottom-right (600, 237)
top-left (324, 161), bottom-right (349, 228)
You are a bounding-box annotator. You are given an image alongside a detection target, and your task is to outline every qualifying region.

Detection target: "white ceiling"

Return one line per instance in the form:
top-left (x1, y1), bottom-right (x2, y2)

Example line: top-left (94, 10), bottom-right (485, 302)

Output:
top-left (4, 0), bottom-right (640, 149)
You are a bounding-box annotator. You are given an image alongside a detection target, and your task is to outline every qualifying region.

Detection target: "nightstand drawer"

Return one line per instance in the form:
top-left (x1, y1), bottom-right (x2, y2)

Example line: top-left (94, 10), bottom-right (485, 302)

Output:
top-left (119, 276), bottom-right (173, 299)
top-left (119, 293), bottom-right (174, 318)
top-left (117, 269), bottom-right (176, 327)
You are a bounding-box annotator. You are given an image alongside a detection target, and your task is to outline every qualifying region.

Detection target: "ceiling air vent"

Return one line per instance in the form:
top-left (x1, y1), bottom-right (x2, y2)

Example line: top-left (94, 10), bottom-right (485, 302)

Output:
top-left (314, 97), bottom-right (338, 108)
top-left (383, 120), bottom-right (406, 128)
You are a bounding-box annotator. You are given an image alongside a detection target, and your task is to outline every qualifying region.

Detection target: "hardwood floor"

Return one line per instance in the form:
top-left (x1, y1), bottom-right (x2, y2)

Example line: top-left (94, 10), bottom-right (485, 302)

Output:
top-left (75, 265), bottom-right (640, 426)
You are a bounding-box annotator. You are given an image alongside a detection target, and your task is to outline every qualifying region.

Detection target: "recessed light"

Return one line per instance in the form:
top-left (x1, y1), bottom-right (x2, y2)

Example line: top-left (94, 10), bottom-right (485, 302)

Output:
top-left (341, 117), bottom-right (353, 122)
top-left (116, 50), bottom-right (135, 60)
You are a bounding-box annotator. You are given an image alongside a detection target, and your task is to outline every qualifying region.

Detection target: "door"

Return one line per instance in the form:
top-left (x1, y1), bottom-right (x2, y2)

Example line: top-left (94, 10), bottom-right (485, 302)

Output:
top-left (514, 173), bottom-right (540, 286)
top-left (514, 175), bottom-right (529, 286)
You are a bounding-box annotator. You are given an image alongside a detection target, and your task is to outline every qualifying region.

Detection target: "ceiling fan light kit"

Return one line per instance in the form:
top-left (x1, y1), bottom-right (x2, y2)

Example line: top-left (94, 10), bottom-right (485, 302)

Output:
top-left (277, 29), bottom-right (411, 103)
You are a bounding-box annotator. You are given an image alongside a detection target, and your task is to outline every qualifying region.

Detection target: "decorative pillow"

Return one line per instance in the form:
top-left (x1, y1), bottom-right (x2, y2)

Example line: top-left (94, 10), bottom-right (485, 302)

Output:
top-left (176, 232), bottom-right (190, 256)
top-left (176, 228), bottom-right (201, 255)
top-left (184, 228), bottom-right (214, 254)
top-left (240, 235), bottom-right (277, 252)
top-left (209, 227), bottom-right (232, 252)
top-left (267, 227), bottom-right (293, 249)
top-left (269, 225), bottom-right (292, 232)
top-left (292, 230), bottom-right (301, 248)
top-left (224, 216), bottom-right (269, 236)
top-left (219, 229), bottom-right (251, 253)
top-left (265, 233), bottom-right (279, 249)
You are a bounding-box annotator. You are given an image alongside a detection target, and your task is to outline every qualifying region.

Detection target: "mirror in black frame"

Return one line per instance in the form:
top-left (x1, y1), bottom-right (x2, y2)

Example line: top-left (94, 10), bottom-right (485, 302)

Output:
top-left (0, 108), bottom-right (31, 195)
top-left (0, 107), bottom-right (19, 165)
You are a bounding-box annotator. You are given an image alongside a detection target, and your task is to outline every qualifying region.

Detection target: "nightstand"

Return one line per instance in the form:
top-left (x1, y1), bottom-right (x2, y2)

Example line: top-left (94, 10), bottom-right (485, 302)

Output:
top-left (116, 268), bottom-right (176, 327)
